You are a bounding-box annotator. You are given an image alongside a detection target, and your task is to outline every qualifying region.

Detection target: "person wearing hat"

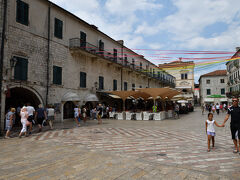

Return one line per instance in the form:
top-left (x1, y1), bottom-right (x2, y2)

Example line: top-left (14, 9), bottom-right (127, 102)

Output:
top-left (5, 108), bottom-right (16, 138)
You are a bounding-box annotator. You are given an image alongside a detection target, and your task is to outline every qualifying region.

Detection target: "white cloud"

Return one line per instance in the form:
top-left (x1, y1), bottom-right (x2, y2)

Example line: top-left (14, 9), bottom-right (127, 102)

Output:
top-left (105, 0), bottom-right (162, 16)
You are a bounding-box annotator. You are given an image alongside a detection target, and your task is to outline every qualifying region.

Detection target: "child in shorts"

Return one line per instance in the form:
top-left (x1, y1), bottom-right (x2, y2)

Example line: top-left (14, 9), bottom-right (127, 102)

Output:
top-left (205, 113), bottom-right (224, 152)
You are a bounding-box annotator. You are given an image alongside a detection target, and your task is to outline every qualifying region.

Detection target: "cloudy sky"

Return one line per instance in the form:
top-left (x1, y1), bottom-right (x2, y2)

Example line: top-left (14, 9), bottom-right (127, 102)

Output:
top-left (50, 0), bottom-right (240, 82)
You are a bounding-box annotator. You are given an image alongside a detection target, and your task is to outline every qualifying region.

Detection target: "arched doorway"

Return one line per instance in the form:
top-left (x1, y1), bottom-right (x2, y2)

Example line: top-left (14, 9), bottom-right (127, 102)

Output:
top-left (63, 101), bottom-right (75, 119)
top-left (5, 87), bottom-right (42, 111)
top-left (5, 87), bottom-right (43, 126)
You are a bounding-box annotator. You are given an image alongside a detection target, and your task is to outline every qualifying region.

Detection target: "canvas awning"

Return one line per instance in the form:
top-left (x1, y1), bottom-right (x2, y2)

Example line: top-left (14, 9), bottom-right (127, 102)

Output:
top-left (204, 98), bottom-right (214, 102)
top-left (85, 94), bottom-right (99, 102)
top-left (62, 92), bottom-right (80, 102)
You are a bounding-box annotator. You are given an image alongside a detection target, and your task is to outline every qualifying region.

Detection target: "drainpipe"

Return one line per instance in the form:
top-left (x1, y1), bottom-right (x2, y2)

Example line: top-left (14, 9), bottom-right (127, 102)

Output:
top-left (0, 0), bottom-right (7, 135)
top-left (46, 5), bottom-right (51, 106)
top-left (121, 44), bottom-right (123, 90)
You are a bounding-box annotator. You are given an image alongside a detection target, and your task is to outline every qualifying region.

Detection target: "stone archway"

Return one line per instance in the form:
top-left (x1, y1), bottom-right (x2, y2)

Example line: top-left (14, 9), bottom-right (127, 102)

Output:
top-left (5, 86), bottom-right (44, 126)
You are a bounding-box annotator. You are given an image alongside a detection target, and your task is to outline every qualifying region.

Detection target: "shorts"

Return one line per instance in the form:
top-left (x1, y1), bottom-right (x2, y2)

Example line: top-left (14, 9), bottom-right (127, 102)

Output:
top-left (5, 120), bottom-right (12, 131)
top-left (48, 116), bottom-right (54, 121)
top-left (97, 114), bottom-right (101, 119)
top-left (207, 131), bottom-right (215, 136)
top-left (230, 126), bottom-right (240, 140)
top-left (74, 112), bottom-right (78, 118)
top-left (37, 117), bottom-right (44, 125)
top-left (28, 115), bottom-right (34, 122)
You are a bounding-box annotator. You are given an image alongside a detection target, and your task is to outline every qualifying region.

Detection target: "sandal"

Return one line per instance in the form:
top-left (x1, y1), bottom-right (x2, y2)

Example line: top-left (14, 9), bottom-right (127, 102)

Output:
top-left (233, 149), bottom-right (238, 153)
top-left (207, 149), bottom-right (210, 152)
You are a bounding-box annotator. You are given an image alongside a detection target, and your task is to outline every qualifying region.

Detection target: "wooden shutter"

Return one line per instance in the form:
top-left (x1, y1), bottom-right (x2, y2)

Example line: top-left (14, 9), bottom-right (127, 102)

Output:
top-left (53, 66), bottom-right (62, 85)
top-left (80, 72), bottom-right (86, 88)
top-left (14, 57), bottom-right (28, 81)
top-left (16, 0), bottom-right (28, 26)
top-left (80, 31), bottom-right (86, 48)
top-left (99, 76), bottom-right (104, 90)
top-left (113, 49), bottom-right (117, 62)
top-left (113, 80), bottom-right (117, 91)
top-left (54, 18), bottom-right (63, 39)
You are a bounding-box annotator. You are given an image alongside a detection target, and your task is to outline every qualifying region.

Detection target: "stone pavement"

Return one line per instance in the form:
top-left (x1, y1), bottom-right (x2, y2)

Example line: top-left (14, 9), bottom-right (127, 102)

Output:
top-left (0, 108), bottom-right (240, 179)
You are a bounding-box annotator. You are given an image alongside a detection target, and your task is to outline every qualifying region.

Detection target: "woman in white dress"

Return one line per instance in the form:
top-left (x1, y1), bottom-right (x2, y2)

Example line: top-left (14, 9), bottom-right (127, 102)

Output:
top-left (19, 106), bottom-right (29, 138)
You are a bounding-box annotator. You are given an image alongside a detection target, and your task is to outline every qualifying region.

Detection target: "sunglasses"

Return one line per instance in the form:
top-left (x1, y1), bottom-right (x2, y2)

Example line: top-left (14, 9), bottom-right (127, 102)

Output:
top-left (232, 100), bottom-right (238, 102)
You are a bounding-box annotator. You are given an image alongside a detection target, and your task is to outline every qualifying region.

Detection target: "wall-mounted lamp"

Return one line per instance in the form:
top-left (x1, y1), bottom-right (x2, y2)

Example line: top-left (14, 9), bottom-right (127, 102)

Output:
top-left (10, 57), bottom-right (17, 68)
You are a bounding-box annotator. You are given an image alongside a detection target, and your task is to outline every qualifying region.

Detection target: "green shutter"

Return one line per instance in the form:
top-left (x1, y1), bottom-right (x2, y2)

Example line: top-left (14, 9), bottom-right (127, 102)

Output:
top-left (80, 72), bottom-right (86, 88)
top-left (80, 31), bottom-right (86, 48)
top-left (16, 0), bottom-right (28, 26)
top-left (54, 18), bottom-right (63, 39)
top-left (53, 66), bottom-right (62, 85)
top-left (14, 57), bottom-right (28, 81)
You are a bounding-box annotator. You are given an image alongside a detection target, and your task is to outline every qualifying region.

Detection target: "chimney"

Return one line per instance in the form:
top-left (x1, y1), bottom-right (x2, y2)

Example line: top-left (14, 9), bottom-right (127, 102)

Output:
top-left (117, 40), bottom-right (124, 45)
top-left (236, 47), bottom-right (240, 52)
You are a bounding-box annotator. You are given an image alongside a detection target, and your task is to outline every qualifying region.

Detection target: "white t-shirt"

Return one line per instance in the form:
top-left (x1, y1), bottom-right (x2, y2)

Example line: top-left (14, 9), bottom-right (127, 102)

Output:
top-left (20, 111), bottom-right (28, 122)
top-left (216, 105), bottom-right (220, 109)
top-left (206, 119), bottom-right (215, 132)
top-left (74, 108), bottom-right (79, 116)
top-left (47, 108), bottom-right (55, 116)
top-left (27, 106), bottom-right (35, 116)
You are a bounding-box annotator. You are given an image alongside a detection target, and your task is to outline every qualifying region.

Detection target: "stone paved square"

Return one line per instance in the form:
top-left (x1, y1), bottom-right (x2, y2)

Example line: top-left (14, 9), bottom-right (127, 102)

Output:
top-left (1, 108), bottom-right (240, 179)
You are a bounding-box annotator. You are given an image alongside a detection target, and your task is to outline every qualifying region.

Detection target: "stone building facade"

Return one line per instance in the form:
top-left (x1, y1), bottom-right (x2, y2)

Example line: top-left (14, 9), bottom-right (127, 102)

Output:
top-left (158, 59), bottom-right (195, 103)
top-left (199, 70), bottom-right (227, 105)
top-left (0, 0), bottom-right (175, 131)
top-left (226, 48), bottom-right (240, 98)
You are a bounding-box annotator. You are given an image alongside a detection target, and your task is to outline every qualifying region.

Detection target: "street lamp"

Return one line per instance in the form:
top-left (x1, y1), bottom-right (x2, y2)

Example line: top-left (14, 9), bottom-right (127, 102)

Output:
top-left (10, 57), bottom-right (17, 68)
top-left (94, 81), bottom-right (98, 90)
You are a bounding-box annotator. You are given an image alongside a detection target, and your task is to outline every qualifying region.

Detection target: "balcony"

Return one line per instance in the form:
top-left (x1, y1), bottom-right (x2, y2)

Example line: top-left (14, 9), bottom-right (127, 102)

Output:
top-left (69, 38), bottom-right (175, 87)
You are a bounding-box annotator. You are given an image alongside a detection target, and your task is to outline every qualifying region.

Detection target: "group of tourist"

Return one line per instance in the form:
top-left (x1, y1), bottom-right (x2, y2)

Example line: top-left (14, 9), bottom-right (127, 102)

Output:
top-left (5, 103), bottom-right (55, 138)
top-left (202, 103), bottom-right (228, 115)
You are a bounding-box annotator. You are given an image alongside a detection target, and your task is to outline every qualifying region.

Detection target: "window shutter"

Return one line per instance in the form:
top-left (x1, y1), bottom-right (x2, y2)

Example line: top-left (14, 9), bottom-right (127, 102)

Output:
top-left (99, 76), bottom-right (104, 90)
top-left (14, 57), bottom-right (28, 80)
top-left (58, 67), bottom-right (62, 85)
top-left (80, 72), bottom-right (86, 88)
top-left (53, 66), bottom-right (62, 85)
top-left (23, 2), bottom-right (29, 25)
top-left (80, 31), bottom-right (86, 48)
top-left (54, 18), bottom-right (63, 39)
top-left (21, 58), bottom-right (28, 80)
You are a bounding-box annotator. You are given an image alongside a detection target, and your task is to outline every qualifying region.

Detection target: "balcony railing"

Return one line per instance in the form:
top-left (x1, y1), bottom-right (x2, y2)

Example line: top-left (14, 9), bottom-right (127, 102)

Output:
top-left (69, 38), bottom-right (175, 87)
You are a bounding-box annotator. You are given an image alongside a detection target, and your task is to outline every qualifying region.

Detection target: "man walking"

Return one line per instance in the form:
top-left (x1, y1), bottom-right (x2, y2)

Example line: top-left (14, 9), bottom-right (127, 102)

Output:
top-left (222, 98), bottom-right (240, 153)
top-left (27, 103), bottom-right (35, 135)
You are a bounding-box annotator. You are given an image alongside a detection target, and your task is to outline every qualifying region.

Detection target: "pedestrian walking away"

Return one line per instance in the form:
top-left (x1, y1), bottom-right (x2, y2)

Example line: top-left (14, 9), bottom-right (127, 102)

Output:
top-left (74, 106), bottom-right (80, 127)
top-left (19, 106), bottom-right (30, 138)
top-left (26, 103), bottom-right (35, 135)
top-left (222, 98), bottom-right (240, 154)
top-left (47, 105), bottom-right (55, 130)
top-left (5, 108), bottom-right (16, 138)
top-left (216, 103), bottom-right (220, 115)
top-left (205, 113), bottom-right (224, 152)
top-left (35, 104), bottom-right (47, 132)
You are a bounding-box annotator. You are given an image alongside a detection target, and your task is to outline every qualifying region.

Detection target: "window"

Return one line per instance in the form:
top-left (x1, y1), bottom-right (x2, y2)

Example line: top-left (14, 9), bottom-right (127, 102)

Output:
top-left (140, 62), bottom-right (142, 70)
top-left (153, 69), bottom-right (155, 77)
top-left (181, 73), bottom-right (188, 79)
top-left (16, 0), bottom-right (29, 26)
top-left (220, 79), bottom-right (225, 83)
top-left (221, 88), bottom-right (225, 95)
top-left (113, 49), bottom-right (117, 62)
top-left (53, 66), bottom-right (62, 85)
top-left (113, 79), bottom-right (117, 91)
top-left (99, 76), bottom-right (104, 90)
top-left (99, 40), bottom-right (104, 55)
top-left (124, 55), bottom-right (128, 65)
top-left (80, 31), bottom-right (86, 48)
top-left (207, 89), bottom-right (211, 95)
top-left (132, 59), bottom-right (135, 68)
top-left (14, 56), bottom-right (28, 81)
top-left (132, 83), bottom-right (135, 90)
top-left (80, 72), bottom-right (86, 88)
top-left (54, 18), bottom-right (63, 39)
top-left (206, 79), bottom-right (210, 84)
top-left (124, 82), bottom-right (128, 91)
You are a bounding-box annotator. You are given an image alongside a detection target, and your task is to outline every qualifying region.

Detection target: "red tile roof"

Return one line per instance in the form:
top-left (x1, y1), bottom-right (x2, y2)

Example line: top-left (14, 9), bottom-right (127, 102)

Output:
top-left (200, 70), bottom-right (227, 78)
